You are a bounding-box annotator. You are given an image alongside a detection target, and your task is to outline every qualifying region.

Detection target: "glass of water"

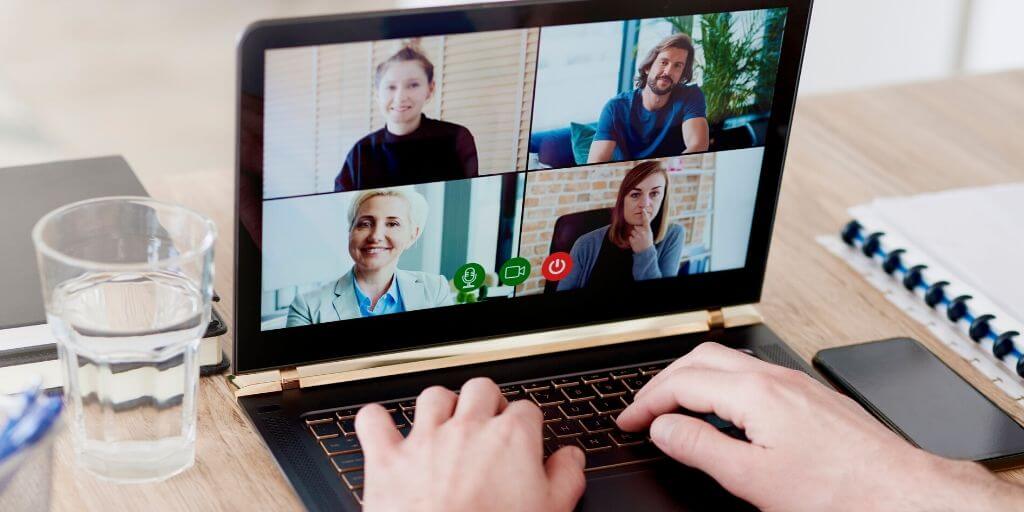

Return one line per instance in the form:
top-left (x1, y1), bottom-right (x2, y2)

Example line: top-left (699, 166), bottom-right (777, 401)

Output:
top-left (32, 196), bottom-right (216, 483)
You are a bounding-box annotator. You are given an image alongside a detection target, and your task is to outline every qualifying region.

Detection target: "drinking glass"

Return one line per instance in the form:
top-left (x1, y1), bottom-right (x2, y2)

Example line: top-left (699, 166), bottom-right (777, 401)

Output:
top-left (32, 196), bottom-right (216, 483)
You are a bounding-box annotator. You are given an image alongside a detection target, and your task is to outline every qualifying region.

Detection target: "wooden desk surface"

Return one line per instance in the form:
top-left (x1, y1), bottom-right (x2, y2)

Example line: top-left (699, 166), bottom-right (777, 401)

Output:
top-left (50, 70), bottom-right (1024, 509)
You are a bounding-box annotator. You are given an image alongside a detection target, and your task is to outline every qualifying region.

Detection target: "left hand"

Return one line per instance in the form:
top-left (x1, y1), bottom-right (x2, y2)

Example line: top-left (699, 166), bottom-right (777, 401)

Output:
top-left (628, 209), bottom-right (655, 253)
top-left (356, 378), bottom-right (586, 512)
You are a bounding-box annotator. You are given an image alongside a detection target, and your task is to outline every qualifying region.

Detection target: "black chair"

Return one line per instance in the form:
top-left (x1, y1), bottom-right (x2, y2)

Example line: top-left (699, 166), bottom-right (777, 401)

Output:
top-left (544, 208), bottom-right (612, 294)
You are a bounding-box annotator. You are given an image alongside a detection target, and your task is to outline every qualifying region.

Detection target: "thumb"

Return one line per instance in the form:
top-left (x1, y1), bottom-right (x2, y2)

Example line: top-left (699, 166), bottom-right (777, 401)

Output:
top-left (649, 414), bottom-right (760, 491)
top-left (545, 445), bottom-right (587, 511)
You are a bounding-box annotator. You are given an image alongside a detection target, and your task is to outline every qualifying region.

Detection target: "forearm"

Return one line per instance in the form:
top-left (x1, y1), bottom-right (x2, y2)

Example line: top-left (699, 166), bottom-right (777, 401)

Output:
top-left (869, 450), bottom-right (1024, 512)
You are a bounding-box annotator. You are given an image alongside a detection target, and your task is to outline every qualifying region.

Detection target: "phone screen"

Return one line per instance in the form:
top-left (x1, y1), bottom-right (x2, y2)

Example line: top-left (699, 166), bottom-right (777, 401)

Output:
top-left (815, 338), bottom-right (1024, 469)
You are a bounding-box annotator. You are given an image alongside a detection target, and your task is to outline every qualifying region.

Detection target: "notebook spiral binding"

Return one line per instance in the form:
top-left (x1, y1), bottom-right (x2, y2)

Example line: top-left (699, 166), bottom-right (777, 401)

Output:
top-left (840, 220), bottom-right (1024, 378)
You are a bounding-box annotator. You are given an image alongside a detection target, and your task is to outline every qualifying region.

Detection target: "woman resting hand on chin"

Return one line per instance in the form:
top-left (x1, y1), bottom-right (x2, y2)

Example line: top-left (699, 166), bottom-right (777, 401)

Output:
top-left (557, 160), bottom-right (685, 292)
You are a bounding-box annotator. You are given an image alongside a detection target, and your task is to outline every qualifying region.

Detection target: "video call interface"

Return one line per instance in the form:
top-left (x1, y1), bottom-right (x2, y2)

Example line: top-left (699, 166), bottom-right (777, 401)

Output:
top-left (259, 7), bottom-right (787, 331)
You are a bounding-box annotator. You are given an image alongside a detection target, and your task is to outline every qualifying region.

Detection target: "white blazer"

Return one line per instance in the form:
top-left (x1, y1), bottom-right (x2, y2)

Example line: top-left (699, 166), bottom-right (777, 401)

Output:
top-left (285, 269), bottom-right (453, 327)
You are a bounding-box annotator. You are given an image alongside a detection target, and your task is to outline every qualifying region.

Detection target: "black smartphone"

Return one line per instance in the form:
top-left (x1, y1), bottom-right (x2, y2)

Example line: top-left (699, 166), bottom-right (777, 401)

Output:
top-left (814, 337), bottom-right (1024, 470)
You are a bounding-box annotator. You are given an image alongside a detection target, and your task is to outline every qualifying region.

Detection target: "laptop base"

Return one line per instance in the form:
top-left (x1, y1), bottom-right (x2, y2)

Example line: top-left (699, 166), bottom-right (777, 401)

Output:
top-left (239, 324), bottom-right (816, 511)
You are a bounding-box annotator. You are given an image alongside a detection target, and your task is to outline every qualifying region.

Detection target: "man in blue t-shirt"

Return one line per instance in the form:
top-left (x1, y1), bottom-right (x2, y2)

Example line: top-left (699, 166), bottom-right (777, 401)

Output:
top-left (588, 33), bottom-right (709, 163)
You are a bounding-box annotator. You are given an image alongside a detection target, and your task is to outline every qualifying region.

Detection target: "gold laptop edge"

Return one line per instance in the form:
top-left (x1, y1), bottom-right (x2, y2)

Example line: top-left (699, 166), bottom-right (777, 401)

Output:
top-left (231, 304), bottom-right (762, 398)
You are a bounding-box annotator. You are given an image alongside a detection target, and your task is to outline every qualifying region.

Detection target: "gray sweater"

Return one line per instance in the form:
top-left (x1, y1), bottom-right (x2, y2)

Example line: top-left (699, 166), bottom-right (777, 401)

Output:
top-left (556, 223), bottom-right (685, 291)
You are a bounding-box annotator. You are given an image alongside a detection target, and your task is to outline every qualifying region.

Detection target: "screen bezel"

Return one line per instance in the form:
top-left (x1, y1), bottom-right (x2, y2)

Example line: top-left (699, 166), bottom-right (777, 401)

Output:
top-left (234, 0), bottom-right (814, 374)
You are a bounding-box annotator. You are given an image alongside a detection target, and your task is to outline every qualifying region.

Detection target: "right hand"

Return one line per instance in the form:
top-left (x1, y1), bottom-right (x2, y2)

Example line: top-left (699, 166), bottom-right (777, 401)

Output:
top-left (616, 342), bottom-right (1024, 512)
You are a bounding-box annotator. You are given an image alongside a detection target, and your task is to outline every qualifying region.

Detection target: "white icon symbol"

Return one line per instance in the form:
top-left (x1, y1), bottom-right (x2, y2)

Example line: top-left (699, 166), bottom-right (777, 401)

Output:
top-left (461, 267), bottom-right (477, 287)
top-left (547, 260), bottom-right (566, 275)
top-left (503, 265), bottom-right (526, 280)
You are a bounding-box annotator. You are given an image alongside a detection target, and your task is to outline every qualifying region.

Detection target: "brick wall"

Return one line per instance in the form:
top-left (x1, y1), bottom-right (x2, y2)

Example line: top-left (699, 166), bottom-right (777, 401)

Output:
top-left (516, 154), bottom-right (716, 295)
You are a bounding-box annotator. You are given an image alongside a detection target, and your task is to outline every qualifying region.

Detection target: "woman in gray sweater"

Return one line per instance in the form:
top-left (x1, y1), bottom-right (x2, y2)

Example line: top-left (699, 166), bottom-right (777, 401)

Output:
top-left (557, 160), bottom-right (684, 291)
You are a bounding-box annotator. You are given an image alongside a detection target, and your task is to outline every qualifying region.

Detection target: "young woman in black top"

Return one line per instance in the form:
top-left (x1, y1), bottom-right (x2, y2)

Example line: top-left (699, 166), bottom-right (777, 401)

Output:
top-left (335, 46), bottom-right (479, 192)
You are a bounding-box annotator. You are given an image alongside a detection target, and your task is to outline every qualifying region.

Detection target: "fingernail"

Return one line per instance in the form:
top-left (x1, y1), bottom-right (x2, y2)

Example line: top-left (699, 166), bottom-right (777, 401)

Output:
top-left (650, 417), bottom-right (676, 444)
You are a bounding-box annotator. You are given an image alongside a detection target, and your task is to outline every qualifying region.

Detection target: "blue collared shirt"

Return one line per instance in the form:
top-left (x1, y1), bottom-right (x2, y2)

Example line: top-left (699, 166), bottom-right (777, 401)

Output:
top-left (352, 273), bottom-right (405, 317)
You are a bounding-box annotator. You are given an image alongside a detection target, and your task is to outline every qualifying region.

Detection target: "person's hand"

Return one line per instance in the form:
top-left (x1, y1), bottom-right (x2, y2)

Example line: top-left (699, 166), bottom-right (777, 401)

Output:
top-left (356, 377), bottom-right (586, 512)
top-left (628, 209), bottom-right (655, 253)
top-left (616, 342), bottom-right (1024, 512)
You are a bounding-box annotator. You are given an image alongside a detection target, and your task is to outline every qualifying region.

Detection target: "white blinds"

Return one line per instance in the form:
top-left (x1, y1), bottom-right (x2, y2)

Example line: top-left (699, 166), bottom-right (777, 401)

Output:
top-left (263, 28), bottom-right (538, 199)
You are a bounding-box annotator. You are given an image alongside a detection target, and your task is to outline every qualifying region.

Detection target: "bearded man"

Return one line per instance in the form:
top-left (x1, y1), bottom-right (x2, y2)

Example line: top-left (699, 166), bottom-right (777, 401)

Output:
top-left (587, 33), bottom-right (709, 163)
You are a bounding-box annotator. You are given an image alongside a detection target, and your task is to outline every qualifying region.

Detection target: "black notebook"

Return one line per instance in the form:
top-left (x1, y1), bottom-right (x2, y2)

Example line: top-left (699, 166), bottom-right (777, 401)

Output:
top-left (0, 156), bottom-right (228, 391)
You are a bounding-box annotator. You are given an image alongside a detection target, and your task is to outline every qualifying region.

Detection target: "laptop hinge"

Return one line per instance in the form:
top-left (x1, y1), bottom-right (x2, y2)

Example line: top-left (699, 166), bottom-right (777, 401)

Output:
top-left (707, 308), bottom-right (726, 331)
top-left (232, 305), bottom-right (765, 397)
top-left (280, 367), bottom-right (300, 390)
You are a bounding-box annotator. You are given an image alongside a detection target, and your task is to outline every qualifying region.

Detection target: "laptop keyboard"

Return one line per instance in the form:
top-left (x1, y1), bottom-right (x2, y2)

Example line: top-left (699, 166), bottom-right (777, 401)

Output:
top-left (302, 358), bottom-right (745, 506)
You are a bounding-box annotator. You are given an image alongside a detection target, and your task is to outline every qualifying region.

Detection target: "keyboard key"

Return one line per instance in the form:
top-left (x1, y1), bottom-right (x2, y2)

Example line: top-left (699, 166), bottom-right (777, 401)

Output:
top-left (398, 425), bottom-right (412, 438)
top-left (562, 385), bottom-right (596, 402)
top-left (390, 410), bottom-right (407, 428)
top-left (310, 421), bottom-right (340, 439)
top-left (398, 400), bottom-right (416, 410)
top-left (500, 385), bottom-right (521, 397)
top-left (530, 389), bottom-right (565, 406)
top-left (322, 436), bottom-right (361, 455)
top-left (339, 418), bottom-right (357, 436)
top-left (585, 443), bottom-right (663, 471)
top-left (331, 453), bottom-right (364, 473)
top-left (342, 470), bottom-right (364, 489)
top-left (336, 408), bottom-right (360, 420)
top-left (609, 430), bottom-right (646, 446)
top-left (610, 369), bottom-right (639, 379)
top-left (559, 403), bottom-right (593, 419)
top-left (593, 380), bottom-right (627, 397)
top-left (591, 397), bottom-right (627, 415)
top-left (522, 381), bottom-right (551, 392)
top-left (404, 409), bottom-right (416, 424)
top-left (581, 373), bottom-right (608, 384)
top-left (543, 438), bottom-right (579, 456)
top-left (547, 420), bottom-right (584, 438)
top-left (353, 488), bottom-right (364, 505)
top-left (578, 433), bottom-right (614, 452)
top-left (305, 415), bottom-right (334, 425)
top-left (383, 403), bottom-right (399, 412)
top-left (638, 365), bottom-right (664, 375)
top-left (551, 377), bottom-right (579, 388)
top-left (580, 415), bottom-right (617, 433)
top-left (621, 375), bottom-right (650, 392)
top-left (541, 405), bottom-right (563, 424)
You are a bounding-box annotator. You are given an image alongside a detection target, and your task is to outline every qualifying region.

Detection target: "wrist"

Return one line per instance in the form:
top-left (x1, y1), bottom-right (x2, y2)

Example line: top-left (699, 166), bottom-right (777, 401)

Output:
top-left (894, 451), bottom-right (1023, 511)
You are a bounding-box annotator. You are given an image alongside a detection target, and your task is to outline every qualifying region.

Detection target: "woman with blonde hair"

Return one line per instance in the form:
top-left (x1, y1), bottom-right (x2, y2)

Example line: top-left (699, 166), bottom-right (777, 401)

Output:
top-left (287, 187), bottom-right (453, 326)
top-left (557, 160), bottom-right (684, 291)
top-left (335, 44), bottom-right (479, 192)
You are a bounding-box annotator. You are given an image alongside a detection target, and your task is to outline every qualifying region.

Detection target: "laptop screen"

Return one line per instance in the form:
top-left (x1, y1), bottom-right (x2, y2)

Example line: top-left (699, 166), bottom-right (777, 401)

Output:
top-left (258, 7), bottom-right (787, 333)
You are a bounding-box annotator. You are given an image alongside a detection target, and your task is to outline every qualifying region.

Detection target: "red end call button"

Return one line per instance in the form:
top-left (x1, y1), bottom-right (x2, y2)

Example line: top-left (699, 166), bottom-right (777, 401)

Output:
top-left (542, 252), bottom-right (573, 282)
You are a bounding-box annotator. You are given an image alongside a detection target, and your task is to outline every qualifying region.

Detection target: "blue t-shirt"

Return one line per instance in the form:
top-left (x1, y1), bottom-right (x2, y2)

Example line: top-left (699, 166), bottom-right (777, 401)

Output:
top-left (593, 84), bottom-right (706, 160)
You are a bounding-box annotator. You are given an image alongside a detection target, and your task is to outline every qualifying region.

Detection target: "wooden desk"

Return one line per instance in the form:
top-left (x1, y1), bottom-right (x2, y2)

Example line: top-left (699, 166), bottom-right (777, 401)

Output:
top-left (50, 70), bottom-right (1024, 509)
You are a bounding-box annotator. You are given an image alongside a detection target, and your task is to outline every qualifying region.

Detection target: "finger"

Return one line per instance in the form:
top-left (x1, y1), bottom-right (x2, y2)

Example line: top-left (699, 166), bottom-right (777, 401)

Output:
top-left (355, 404), bottom-right (403, 462)
top-left (413, 385), bottom-right (458, 430)
top-left (454, 377), bottom-right (507, 420)
top-left (641, 209), bottom-right (652, 226)
top-left (638, 343), bottom-right (780, 399)
top-left (545, 445), bottom-right (587, 510)
top-left (649, 413), bottom-right (763, 494)
top-left (617, 367), bottom-right (760, 432)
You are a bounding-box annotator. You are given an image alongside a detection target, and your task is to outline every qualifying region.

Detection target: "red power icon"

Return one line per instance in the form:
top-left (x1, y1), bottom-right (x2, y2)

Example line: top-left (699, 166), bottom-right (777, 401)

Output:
top-left (542, 252), bottom-right (573, 282)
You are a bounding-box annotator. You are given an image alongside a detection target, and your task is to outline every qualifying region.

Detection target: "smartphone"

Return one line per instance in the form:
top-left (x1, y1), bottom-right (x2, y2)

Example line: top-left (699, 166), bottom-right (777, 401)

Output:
top-left (814, 338), bottom-right (1024, 470)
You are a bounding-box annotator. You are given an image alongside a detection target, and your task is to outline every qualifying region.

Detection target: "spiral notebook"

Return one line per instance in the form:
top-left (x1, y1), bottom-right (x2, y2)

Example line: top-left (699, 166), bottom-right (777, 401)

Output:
top-left (818, 183), bottom-right (1024, 405)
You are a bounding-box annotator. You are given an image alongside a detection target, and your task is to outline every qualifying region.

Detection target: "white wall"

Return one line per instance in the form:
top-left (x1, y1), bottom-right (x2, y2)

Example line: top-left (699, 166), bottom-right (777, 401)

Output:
top-left (710, 147), bottom-right (763, 271)
top-left (800, 0), bottom-right (1024, 95)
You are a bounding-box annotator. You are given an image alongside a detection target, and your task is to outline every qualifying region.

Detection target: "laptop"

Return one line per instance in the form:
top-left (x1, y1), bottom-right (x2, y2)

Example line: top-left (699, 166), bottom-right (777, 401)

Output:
top-left (233, 0), bottom-right (815, 510)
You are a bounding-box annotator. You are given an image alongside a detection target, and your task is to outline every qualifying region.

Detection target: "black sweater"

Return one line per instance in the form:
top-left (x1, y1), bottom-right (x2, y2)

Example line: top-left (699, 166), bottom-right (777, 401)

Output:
top-left (334, 115), bottom-right (479, 192)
